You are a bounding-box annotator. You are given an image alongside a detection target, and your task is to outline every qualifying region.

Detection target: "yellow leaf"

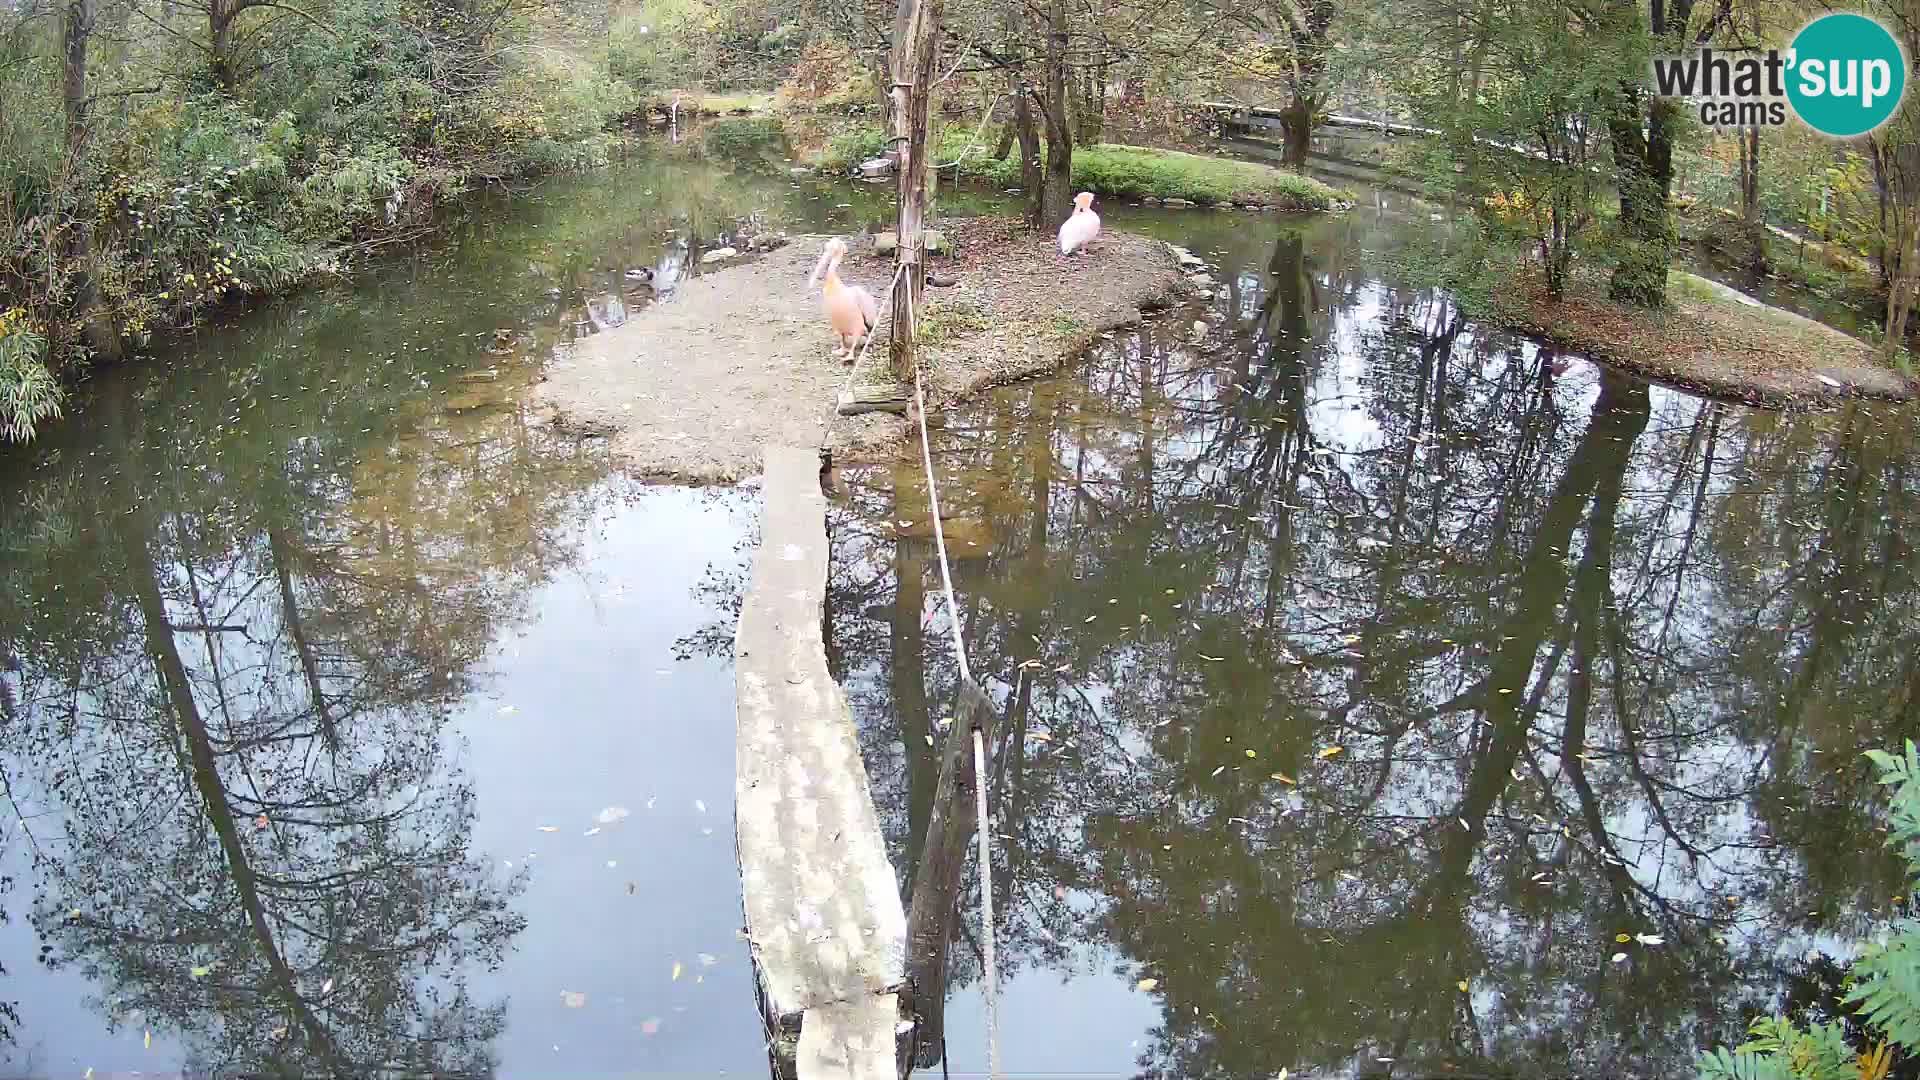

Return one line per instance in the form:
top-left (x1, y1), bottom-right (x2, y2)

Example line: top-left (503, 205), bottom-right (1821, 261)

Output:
top-left (144, 1030), bottom-right (151, 1050)
top-left (1615, 933), bottom-right (1631, 943)
top-left (190, 965), bottom-right (212, 978)
top-left (672, 961), bottom-right (683, 981)
top-left (1270, 771), bottom-right (1294, 784)
top-left (1456, 980), bottom-right (1469, 992)
top-left (1244, 749), bottom-right (1257, 758)
top-left (1136, 977), bottom-right (1158, 991)
top-left (1317, 746), bottom-right (1344, 759)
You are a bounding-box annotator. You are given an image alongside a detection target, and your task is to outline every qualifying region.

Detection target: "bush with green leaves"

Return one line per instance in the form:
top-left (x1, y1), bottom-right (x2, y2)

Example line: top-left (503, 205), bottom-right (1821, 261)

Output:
top-left (1696, 742), bottom-right (1920, 1080)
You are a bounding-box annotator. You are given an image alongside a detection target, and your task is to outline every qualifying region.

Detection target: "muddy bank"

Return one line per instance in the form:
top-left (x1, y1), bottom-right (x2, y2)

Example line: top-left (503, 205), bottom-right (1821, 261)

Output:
top-left (536, 219), bottom-right (1186, 481)
top-left (1511, 271), bottom-right (1916, 406)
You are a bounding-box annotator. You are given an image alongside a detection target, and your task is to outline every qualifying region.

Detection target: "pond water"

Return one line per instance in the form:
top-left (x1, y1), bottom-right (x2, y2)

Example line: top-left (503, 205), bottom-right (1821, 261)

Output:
top-left (2, 139), bottom-right (1917, 1079)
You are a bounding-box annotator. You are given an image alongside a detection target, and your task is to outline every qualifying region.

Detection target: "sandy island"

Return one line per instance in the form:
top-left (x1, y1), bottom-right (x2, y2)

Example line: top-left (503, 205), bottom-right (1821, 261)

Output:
top-left (536, 218), bottom-right (1187, 481)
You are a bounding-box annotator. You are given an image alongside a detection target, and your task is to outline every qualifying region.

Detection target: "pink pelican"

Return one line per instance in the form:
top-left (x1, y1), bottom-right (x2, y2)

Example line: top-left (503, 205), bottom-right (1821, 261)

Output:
top-left (808, 238), bottom-right (878, 359)
top-left (1058, 192), bottom-right (1100, 256)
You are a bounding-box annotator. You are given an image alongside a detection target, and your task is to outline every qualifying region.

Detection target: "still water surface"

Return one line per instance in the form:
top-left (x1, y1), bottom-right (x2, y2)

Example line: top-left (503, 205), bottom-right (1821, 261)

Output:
top-left (2, 139), bottom-right (1916, 1078)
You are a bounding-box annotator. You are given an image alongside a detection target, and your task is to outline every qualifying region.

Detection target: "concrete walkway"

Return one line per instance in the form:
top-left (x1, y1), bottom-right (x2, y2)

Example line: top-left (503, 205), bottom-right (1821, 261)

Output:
top-left (735, 447), bottom-right (906, 1078)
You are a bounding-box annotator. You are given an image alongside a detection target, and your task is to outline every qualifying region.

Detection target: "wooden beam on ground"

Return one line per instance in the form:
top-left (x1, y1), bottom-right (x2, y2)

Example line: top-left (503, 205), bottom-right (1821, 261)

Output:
top-left (735, 447), bottom-right (907, 1079)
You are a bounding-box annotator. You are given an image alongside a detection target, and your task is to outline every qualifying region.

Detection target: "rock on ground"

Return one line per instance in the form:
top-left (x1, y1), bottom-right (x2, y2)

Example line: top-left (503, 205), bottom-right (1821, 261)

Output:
top-left (537, 223), bottom-right (1186, 481)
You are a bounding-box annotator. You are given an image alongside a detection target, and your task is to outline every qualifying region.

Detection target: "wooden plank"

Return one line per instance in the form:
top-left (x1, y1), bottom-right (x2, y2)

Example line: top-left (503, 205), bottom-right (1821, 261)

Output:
top-left (735, 446), bottom-right (907, 1073)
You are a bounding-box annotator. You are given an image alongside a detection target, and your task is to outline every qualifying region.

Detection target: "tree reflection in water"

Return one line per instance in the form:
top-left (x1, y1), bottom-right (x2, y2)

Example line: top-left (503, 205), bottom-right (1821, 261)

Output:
top-left (0, 336), bottom-right (616, 1073)
top-left (769, 218), bottom-right (1920, 1077)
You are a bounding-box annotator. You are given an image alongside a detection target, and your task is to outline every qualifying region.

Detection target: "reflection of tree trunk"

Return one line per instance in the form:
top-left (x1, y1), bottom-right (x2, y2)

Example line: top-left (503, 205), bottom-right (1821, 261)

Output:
top-left (120, 498), bottom-right (342, 1068)
top-left (1422, 375), bottom-right (1649, 901)
top-left (894, 532), bottom-right (933, 886)
top-left (269, 527), bottom-right (340, 753)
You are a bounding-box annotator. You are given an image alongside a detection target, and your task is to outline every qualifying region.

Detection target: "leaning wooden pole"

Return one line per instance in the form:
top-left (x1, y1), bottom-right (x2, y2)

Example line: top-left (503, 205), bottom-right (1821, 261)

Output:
top-left (889, 0), bottom-right (942, 385)
top-left (898, 679), bottom-right (994, 1073)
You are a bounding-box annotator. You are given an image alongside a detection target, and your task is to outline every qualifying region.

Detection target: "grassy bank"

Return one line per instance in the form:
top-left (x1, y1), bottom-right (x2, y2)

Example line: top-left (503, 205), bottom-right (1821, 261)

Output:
top-left (807, 123), bottom-right (1349, 211)
top-left (1508, 268), bottom-right (1914, 404)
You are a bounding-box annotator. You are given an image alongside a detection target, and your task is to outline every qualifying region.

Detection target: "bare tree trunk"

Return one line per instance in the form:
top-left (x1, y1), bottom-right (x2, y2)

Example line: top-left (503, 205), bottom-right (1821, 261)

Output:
top-left (1739, 126), bottom-right (1768, 274)
top-left (1015, 88), bottom-right (1042, 227)
top-left (888, 0), bottom-right (942, 383)
top-left (1035, 0), bottom-right (1074, 231)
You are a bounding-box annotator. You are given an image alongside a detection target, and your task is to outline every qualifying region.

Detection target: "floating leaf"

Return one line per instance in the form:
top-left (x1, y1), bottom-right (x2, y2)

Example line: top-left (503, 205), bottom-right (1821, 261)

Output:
top-left (694, 799), bottom-right (707, 814)
top-left (1270, 772), bottom-right (1295, 785)
top-left (641, 1017), bottom-right (662, 1036)
top-left (1244, 749), bottom-right (1257, 758)
top-left (145, 1030), bottom-right (152, 1050)
top-left (321, 978), bottom-right (334, 994)
top-left (1635, 933), bottom-right (1665, 946)
top-left (1317, 746), bottom-right (1344, 759)
top-left (671, 961), bottom-right (683, 981)
top-left (561, 991), bottom-right (587, 1008)
top-left (583, 827), bottom-right (601, 837)
top-left (498, 705), bottom-right (518, 716)
top-left (1136, 977), bottom-right (1159, 991)
top-left (1615, 933), bottom-right (1631, 943)
top-left (1610, 952), bottom-right (1628, 964)
top-left (190, 965), bottom-right (212, 979)
top-left (698, 953), bottom-right (718, 967)
top-left (1457, 980), bottom-right (1469, 992)
top-left (537, 825), bottom-right (559, 833)
top-left (596, 806), bottom-right (631, 825)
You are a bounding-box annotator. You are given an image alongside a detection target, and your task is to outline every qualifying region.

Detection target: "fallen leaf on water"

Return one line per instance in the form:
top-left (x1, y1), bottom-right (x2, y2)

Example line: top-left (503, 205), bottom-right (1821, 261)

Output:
top-left (190, 965), bottom-right (212, 978)
top-left (537, 825), bottom-right (559, 833)
top-left (271, 1025), bottom-right (289, 1039)
top-left (1317, 746), bottom-right (1344, 759)
top-left (321, 978), bottom-right (333, 994)
top-left (1210, 765), bottom-right (1225, 777)
top-left (583, 827), bottom-right (601, 837)
top-left (561, 991), bottom-right (588, 1008)
top-left (1270, 772), bottom-right (1295, 785)
top-left (607, 860), bottom-right (617, 868)
top-left (698, 953), bottom-right (718, 967)
top-left (596, 806), bottom-right (631, 824)
top-left (498, 705), bottom-right (517, 716)
top-left (641, 1017), bottom-right (662, 1036)
top-left (1457, 980), bottom-right (1469, 992)
top-left (1136, 978), bottom-right (1159, 991)
top-left (671, 961), bottom-right (683, 981)
top-left (1244, 749), bottom-right (1257, 758)
top-left (145, 1030), bottom-right (151, 1049)
top-left (1614, 933), bottom-right (1631, 943)
top-left (1197, 653), bottom-right (1224, 661)
top-left (694, 799), bottom-right (707, 814)
top-left (1636, 933), bottom-right (1665, 946)
top-left (1611, 952), bottom-right (1628, 964)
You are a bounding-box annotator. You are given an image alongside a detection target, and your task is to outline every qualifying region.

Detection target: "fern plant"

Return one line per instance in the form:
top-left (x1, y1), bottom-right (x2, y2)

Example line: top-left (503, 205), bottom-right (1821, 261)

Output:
top-left (1696, 742), bottom-right (1920, 1080)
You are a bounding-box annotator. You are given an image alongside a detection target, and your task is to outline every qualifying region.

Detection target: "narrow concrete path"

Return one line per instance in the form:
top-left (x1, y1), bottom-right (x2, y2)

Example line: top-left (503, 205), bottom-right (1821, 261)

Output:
top-left (735, 446), bottom-right (905, 1078)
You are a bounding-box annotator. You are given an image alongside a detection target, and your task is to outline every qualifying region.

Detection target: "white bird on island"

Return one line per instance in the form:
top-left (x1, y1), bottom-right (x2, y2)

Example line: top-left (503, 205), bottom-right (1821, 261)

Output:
top-left (1058, 191), bottom-right (1101, 256)
top-left (809, 238), bottom-right (878, 361)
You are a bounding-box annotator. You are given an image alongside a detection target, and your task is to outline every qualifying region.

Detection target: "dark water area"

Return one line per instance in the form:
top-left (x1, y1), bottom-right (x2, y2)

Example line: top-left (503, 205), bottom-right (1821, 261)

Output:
top-left (2, 140), bottom-right (1918, 1078)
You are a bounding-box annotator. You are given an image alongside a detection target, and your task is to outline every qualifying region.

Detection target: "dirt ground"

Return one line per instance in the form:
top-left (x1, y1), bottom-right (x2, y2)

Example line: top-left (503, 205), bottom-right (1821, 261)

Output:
top-left (536, 219), bottom-right (1187, 482)
top-left (1514, 271), bottom-right (1916, 406)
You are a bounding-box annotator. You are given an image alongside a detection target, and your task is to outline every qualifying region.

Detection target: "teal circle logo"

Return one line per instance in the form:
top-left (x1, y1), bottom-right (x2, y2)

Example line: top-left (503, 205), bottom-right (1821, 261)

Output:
top-left (1787, 13), bottom-right (1907, 137)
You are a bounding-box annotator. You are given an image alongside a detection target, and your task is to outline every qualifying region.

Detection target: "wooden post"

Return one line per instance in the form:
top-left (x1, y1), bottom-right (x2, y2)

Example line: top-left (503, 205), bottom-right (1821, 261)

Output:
top-left (898, 679), bottom-right (993, 1071)
top-left (889, 0), bottom-right (942, 385)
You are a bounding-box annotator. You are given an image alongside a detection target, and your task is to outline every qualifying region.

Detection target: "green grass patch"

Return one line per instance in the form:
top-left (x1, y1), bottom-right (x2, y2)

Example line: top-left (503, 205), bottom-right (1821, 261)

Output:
top-left (807, 123), bottom-right (1348, 210)
top-left (920, 301), bottom-right (990, 346)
